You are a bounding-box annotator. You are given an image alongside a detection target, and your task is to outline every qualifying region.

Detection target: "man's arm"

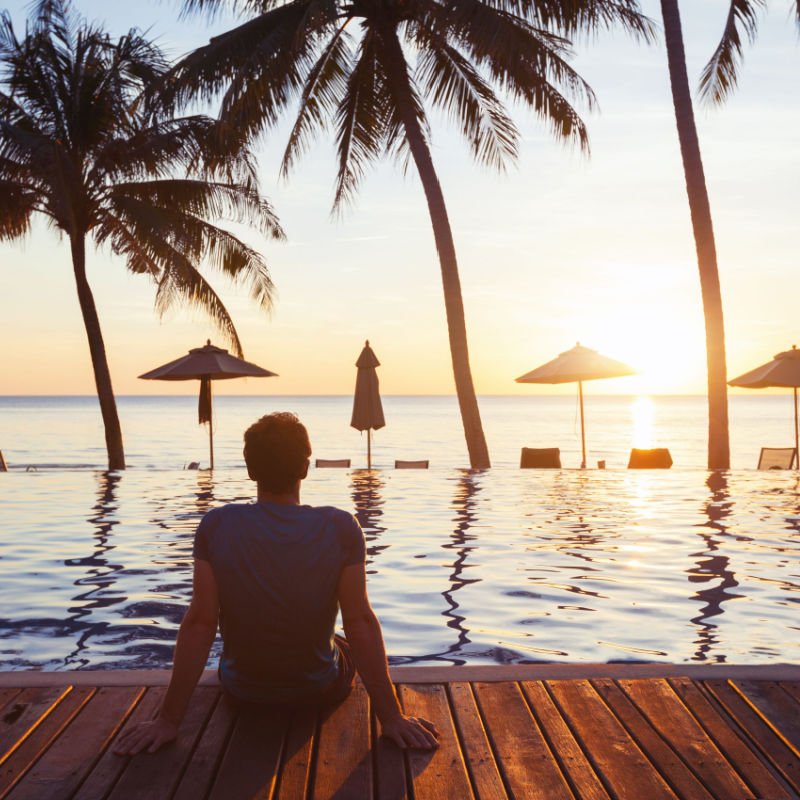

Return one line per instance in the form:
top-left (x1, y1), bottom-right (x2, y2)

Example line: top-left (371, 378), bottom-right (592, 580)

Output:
top-left (338, 562), bottom-right (439, 750)
top-left (114, 559), bottom-right (220, 755)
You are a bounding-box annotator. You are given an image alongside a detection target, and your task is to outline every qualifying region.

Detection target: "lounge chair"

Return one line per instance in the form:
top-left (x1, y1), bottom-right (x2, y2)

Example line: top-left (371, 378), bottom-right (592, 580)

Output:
top-left (628, 448), bottom-right (673, 469)
top-left (520, 447), bottom-right (561, 468)
top-left (315, 458), bottom-right (351, 468)
top-left (394, 459), bottom-right (429, 469)
top-left (757, 447), bottom-right (797, 470)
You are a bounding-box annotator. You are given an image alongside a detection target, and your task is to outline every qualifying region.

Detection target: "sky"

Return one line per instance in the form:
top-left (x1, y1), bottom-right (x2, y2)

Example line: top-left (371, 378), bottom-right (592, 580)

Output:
top-left (1, 0), bottom-right (798, 396)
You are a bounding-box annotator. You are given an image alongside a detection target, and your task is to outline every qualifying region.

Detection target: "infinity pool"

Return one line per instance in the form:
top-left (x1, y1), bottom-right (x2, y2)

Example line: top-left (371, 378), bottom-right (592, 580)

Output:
top-left (1, 468), bottom-right (798, 669)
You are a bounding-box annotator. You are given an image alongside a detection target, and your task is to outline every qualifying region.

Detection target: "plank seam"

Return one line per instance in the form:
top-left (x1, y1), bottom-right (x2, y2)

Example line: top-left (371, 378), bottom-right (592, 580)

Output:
top-left (517, 681), bottom-right (580, 800)
top-left (66, 685), bottom-right (150, 800)
top-left (443, 683), bottom-right (481, 800)
top-left (610, 677), bottom-right (733, 799)
top-left (168, 690), bottom-right (223, 800)
top-left (469, 682), bottom-right (517, 800)
top-left (200, 697), bottom-right (240, 800)
top-left (728, 679), bottom-right (800, 760)
top-left (541, 681), bottom-right (617, 800)
top-left (666, 678), bottom-right (792, 800)
top-left (0, 687), bottom-right (96, 800)
top-left (698, 680), bottom-right (800, 797)
top-left (0, 686), bottom-right (74, 769)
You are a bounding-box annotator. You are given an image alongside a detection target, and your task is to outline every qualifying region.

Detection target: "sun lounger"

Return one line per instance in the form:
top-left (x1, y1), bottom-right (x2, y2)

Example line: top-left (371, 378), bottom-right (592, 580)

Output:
top-left (394, 460), bottom-right (429, 469)
top-left (757, 447), bottom-right (797, 469)
top-left (628, 448), bottom-right (673, 469)
top-left (315, 458), bottom-right (351, 468)
top-left (520, 447), bottom-right (561, 468)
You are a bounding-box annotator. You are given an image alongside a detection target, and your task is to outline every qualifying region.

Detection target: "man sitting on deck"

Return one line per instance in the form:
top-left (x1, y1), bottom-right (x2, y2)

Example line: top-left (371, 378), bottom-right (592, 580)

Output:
top-left (115, 412), bottom-right (439, 754)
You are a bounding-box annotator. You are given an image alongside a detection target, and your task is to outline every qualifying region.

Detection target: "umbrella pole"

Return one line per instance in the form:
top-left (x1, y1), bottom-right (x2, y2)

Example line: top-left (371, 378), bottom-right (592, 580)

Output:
top-left (209, 386), bottom-right (214, 470)
top-left (367, 429), bottom-right (372, 470)
top-left (795, 387), bottom-right (798, 469)
top-left (578, 381), bottom-right (587, 469)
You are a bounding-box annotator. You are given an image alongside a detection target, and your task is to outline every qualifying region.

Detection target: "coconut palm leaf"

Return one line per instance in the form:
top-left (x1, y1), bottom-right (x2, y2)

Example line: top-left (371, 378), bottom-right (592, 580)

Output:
top-left (0, 0), bottom-right (284, 469)
top-left (700, 0), bottom-right (799, 104)
top-left (174, 0), bottom-right (651, 468)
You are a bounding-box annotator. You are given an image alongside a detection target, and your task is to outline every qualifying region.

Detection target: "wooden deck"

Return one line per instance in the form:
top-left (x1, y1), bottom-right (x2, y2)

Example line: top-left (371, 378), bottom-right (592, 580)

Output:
top-left (1, 667), bottom-right (799, 799)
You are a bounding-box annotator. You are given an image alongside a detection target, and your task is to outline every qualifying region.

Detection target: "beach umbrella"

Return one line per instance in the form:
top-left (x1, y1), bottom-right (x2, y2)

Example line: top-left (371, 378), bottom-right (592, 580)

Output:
top-left (729, 344), bottom-right (800, 461)
top-left (139, 340), bottom-right (277, 469)
top-left (350, 340), bottom-right (385, 469)
top-left (516, 342), bottom-right (636, 468)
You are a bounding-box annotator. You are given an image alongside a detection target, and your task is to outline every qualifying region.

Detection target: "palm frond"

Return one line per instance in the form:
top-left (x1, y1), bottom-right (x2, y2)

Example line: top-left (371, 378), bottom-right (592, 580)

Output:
top-left (332, 27), bottom-right (388, 212)
top-left (513, 0), bottom-right (655, 41)
top-left (700, 0), bottom-right (766, 104)
top-left (280, 20), bottom-right (353, 178)
top-left (414, 30), bottom-right (518, 171)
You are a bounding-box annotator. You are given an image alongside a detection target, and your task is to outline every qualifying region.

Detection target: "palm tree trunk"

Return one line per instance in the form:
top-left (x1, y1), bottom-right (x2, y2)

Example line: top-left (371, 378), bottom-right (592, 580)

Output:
top-left (379, 28), bottom-right (491, 469)
top-left (661, 0), bottom-right (730, 469)
top-left (70, 234), bottom-right (126, 470)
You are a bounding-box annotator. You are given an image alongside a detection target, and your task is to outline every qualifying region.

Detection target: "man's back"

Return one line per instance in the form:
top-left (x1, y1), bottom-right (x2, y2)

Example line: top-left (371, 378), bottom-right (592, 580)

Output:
top-left (194, 500), bottom-right (364, 703)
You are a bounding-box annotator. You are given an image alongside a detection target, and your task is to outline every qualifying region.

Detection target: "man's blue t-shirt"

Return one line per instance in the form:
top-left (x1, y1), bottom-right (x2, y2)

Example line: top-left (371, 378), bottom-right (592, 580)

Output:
top-left (193, 501), bottom-right (365, 703)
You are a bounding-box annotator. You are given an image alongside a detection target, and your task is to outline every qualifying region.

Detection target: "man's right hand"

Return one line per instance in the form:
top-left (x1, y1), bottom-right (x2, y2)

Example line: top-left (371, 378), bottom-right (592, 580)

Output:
top-left (379, 714), bottom-right (440, 750)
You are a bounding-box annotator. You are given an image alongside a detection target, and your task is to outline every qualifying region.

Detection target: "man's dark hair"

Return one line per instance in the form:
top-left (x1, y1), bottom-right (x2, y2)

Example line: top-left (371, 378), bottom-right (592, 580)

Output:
top-left (243, 412), bottom-right (312, 492)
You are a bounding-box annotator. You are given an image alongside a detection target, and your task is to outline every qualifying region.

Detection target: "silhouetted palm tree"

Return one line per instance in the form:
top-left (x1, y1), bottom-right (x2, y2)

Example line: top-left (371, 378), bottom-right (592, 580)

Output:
top-left (700, 0), bottom-right (799, 104)
top-left (659, 0), bottom-right (730, 468)
top-left (0, 0), bottom-right (284, 470)
top-left (168, 0), bottom-right (651, 469)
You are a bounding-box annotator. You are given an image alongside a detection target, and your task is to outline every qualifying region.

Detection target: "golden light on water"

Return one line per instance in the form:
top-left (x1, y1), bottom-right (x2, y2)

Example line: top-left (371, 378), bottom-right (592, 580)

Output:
top-left (630, 396), bottom-right (655, 448)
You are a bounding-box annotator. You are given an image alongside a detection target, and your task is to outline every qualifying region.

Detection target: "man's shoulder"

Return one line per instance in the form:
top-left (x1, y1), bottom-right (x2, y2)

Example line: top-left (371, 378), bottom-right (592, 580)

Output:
top-left (199, 502), bottom-right (253, 528)
top-left (309, 504), bottom-right (358, 528)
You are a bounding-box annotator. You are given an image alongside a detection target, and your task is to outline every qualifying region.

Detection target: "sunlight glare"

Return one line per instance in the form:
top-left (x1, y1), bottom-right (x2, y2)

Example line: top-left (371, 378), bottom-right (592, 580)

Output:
top-left (630, 396), bottom-right (654, 448)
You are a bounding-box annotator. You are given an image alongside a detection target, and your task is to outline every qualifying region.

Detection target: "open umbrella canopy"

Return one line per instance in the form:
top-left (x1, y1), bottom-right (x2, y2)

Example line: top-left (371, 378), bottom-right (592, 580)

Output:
top-left (729, 345), bottom-right (800, 389)
top-left (515, 343), bottom-right (636, 385)
top-left (516, 343), bottom-right (636, 468)
top-left (351, 341), bottom-right (385, 468)
top-left (730, 344), bottom-right (800, 461)
top-left (139, 341), bottom-right (277, 468)
top-left (138, 341), bottom-right (276, 382)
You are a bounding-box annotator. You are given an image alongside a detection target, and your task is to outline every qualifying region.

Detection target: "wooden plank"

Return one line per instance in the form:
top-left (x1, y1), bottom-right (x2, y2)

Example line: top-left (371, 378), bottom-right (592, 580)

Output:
top-left (0, 693), bottom-right (21, 718)
top-left (207, 703), bottom-right (288, 800)
top-left (591, 679), bottom-right (714, 800)
top-left (173, 694), bottom-right (236, 800)
top-left (733, 680), bottom-right (800, 751)
top-left (274, 705), bottom-right (316, 800)
top-left (72, 687), bottom-right (163, 800)
top-left (448, 682), bottom-right (506, 800)
top-left (0, 687), bottom-right (93, 800)
top-left (0, 687), bottom-right (73, 764)
top-left (547, 680), bottom-right (676, 800)
top-left (400, 683), bottom-right (473, 800)
top-left (780, 681), bottom-right (800, 707)
top-left (522, 681), bottom-right (610, 800)
top-left (619, 678), bottom-right (752, 799)
top-left (313, 681), bottom-right (371, 800)
top-left (474, 681), bottom-right (571, 800)
top-left (373, 715), bottom-right (408, 800)
top-left (107, 686), bottom-right (217, 800)
top-left (668, 678), bottom-right (793, 800)
top-left (703, 679), bottom-right (800, 795)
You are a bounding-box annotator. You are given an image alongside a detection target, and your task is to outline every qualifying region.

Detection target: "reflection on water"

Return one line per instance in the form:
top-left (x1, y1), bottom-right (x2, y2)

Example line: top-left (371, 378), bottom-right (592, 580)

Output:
top-left (1, 468), bottom-right (799, 669)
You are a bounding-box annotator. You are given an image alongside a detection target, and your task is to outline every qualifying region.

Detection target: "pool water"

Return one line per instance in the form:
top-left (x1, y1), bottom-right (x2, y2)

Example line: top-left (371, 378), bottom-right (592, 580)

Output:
top-left (1, 467), bottom-right (798, 670)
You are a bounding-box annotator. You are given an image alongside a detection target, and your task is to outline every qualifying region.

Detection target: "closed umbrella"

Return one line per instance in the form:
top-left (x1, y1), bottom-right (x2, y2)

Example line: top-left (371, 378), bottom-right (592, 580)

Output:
top-left (729, 344), bottom-right (800, 461)
top-left (516, 343), bottom-right (636, 468)
top-left (139, 340), bottom-right (277, 469)
top-left (350, 340), bottom-right (385, 469)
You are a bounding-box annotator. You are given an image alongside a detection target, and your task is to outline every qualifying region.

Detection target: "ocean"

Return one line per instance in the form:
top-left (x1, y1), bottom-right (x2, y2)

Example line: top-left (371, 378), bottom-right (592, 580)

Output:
top-left (0, 394), bottom-right (798, 669)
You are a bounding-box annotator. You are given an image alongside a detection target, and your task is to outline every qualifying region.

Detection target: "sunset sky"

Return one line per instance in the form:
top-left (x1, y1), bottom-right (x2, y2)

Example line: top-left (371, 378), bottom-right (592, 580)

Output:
top-left (1, 0), bottom-right (797, 396)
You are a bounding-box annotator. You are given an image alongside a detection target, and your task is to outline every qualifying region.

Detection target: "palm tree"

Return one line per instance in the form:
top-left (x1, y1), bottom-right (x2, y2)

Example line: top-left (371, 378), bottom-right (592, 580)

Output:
top-left (167, 0), bottom-right (651, 470)
top-left (659, 0), bottom-right (730, 469)
top-left (0, 0), bottom-right (284, 470)
top-left (699, 0), bottom-right (799, 104)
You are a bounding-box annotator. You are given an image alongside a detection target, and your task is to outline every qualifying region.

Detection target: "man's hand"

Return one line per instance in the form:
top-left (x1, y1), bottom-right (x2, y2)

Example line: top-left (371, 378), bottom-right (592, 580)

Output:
top-left (113, 717), bottom-right (179, 756)
top-left (380, 714), bottom-right (440, 750)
